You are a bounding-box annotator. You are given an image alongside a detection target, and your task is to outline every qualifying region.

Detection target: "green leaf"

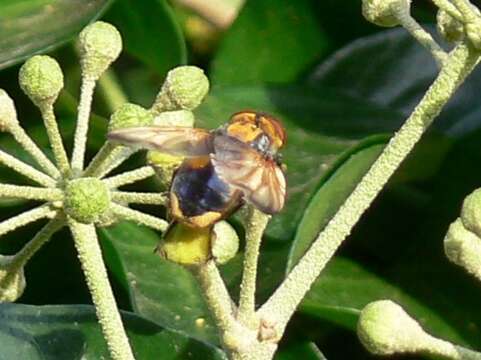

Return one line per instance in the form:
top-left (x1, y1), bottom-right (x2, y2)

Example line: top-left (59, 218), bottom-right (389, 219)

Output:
top-left (0, 0), bottom-right (111, 71)
top-left (286, 142), bottom-right (386, 271)
top-left (195, 85), bottom-right (403, 242)
top-left (308, 27), bottom-right (481, 136)
top-left (299, 257), bottom-right (466, 344)
top-left (0, 303), bottom-right (225, 359)
top-left (210, 0), bottom-right (331, 85)
top-left (99, 222), bottom-right (220, 344)
top-left (106, 0), bottom-right (187, 76)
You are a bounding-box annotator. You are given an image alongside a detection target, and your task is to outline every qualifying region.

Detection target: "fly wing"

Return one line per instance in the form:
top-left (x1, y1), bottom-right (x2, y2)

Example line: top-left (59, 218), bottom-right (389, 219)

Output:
top-left (211, 135), bottom-right (286, 214)
top-left (108, 127), bottom-right (214, 156)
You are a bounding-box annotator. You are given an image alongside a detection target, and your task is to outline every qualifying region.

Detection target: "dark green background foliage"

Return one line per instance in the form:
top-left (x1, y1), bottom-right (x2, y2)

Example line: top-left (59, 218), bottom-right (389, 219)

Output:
top-left (0, 0), bottom-right (480, 359)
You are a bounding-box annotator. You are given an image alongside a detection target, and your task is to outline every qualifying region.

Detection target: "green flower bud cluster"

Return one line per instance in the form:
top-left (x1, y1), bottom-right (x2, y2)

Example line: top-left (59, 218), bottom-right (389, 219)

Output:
top-left (19, 55), bottom-right (64, 106)
top-left (444, 188), bottom-right (481, 280)
top-left (361, 0), bottom-right (410, 27)
top-left (78, 21), bottom-right (122, 81)
top-left (0, 90), bottom-right (19, 132)
top-left (0, 255), bottom-right (25, 302)
top-left (64, 178), bottom-right (111, 224)
top-left (151, 66), bottom-right (209, 115)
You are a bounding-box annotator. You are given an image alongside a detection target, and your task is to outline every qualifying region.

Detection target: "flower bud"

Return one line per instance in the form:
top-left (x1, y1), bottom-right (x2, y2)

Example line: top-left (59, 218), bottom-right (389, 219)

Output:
top-left (152, 66), bottom-right (209, 114)
top-left (0, 89), bottom-right (19, 131)
top-left (64, 178), bottom-right (111, 223)
top-left (146, 151), bottom-right (183, 189)
top-left (153, 110), bottom-right (195, 127)
top-left (108, 103), bottom-right (154, 132)
top-left (358, 300), bottom-right (430, 355)
top-left (461, 188), bottom-right (481, 236)
top-left (19, 55), bottom-right (64, 106)
top-left (437, 9), bottom-right (464, 43)
top-left (444, 218), bottom-right (481, 280)
top-left (158, 223), bottom-right (211, 266)
top-left (0, 255), bottom-right (26, 302)
top-left (78, 21), bottom-right (122, 80)
top-left (211, 221), bottom-right (239, 264)
top-left (361, 0), bottom-right (409, 27)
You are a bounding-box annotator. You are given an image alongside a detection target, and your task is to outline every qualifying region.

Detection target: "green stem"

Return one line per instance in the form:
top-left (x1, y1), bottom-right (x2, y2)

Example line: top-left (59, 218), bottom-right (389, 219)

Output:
top-left (71, 78), bottom-right (96, 173)
top-left (432, 0), bottom-right (464, 20)
top-left (68, 219), bottom-right (135, 360)
top-left (104, 166), bottom-right (156, 189)
top-left (110, 203), bottom-right (168, 232)
top-left (257, 43), bottom-right (480, 337)
top-left (111, 191), bottom-right (167, 205)
top-left (237, 207), bottom-right (270, 327)
top-left (98, 70), bottom-right (128, 113)
top-left (9, 124), bottom-right (60, 179)
top-left (0, 184), bottom-right (62, 201)
top-left (39, 103), bottom-right (71, 176)
top-left (0, 149), bottom-right (56, 187)
top-left (84, 143), bottom-right (137, 178)
top-left (0, 205), bottom-right (57, 238)
top-left (451, 0), bottom-right (478, 21)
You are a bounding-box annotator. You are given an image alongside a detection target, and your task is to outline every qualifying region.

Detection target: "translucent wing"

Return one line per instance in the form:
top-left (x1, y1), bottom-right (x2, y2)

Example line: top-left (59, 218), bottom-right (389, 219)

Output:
top-left (211, 135), bottom-right (286, 214)
top-left (108, 127), bottom-right (214, 156)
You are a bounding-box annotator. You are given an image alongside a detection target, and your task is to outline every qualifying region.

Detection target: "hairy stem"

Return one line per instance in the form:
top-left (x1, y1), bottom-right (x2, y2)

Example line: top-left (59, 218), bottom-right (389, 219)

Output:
top-left (0, 149), bottom-right (55, 187)
top-left (71, 78), bottom-right (96, 173)
top-left (0, 184), bottom-right (62, 201)
top-left (84, 143), bottom-right (137, 178)
top-left (196, 260), bottom-right (236, 335)
top-left (452, 0), bottom-right (478, 21)
top-left (10, 124), bottom-right (60, 179)
top-left (39, 103), bottom-right (71, 176)
top-left (104, 166), bottom-right (156, 189)
top-left (12, 217), bottom-right (65, 268)
top-left (432, 0), bottom-right (463, 20)
top-left (237, 207), bottom-right (270, 327)
top-left (111, 191), bottom-right (167, 205)
top-left (68, 219), bottom-right (135, 360)
top-left (0, 205), bottom-right (57, 238)
top-left (110, 203), bottom-right (168, 232)
top-left (258, 43), bottom-right (480, 336)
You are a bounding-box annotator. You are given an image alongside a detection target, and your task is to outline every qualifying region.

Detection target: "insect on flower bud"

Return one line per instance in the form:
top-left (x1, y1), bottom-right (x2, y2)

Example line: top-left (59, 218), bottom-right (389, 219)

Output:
top-left (147, 151), bottom-right (184, 189)
top-left (78, 21), bottom-right (122, 81)
top-left (444, 218), bottom-right (481, 279)
top-left (152, 66), bottom-right (209, 114)
top-left (157, 223), bottom-right (211, 266)
top-left (437, 9), bottom-right (464, 43)
top-left (0, 255), bottom-right (26, 302)
top-left (19, 55), bottom-right (64, 106)
top-left (108, 103), bottom-right (154, 132)
top-left (64, 178), bottom-right (111, 224)
top-left (358, 300), bottom-right (430, 355)
top-left (461, 188), bottom-right (481, 237)
top-left (211, 221), bottom-right (239, 265)
top-left (0, 89), bottom-right (19, 132)
top-left (153, 109), bottom-right (195, 128)
top-left (361, 0), bottom-right (409, 27)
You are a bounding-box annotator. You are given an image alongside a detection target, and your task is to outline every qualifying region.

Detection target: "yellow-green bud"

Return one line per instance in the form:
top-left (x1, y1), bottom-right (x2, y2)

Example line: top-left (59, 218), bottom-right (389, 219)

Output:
top-left (78, 21), bottom-right (122, 80)
top-left (358, 300), bottom-right (429, 355)
top-left (0, 255), bottom-right (26, 302)
top-left (0, 89), bottom-right (19, 131)
top-left (437, 9), bottom-right (464, 43)
top-left (461, 188), bottom-right (481, 236)
top-left (153, 110), bottom-right (195, 127)
top-left (361, 0), bottom-right (409, 27)
top-left (211, 221), bottom-right (239, 264)
top-left (108, 103), bottom-right (154, 132)
top-left (444, 218), bottom-right (481, 279)
top-left (158, 223), bottom-right (211, 266)
top-left (152, 66), bottom-right (209, 114)
top-left (64, 178), bottom-right (110, 223)
top-left (19, 55), bottom-right (64, 106)
top-left (147, 151), bottom-right (184, 189)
